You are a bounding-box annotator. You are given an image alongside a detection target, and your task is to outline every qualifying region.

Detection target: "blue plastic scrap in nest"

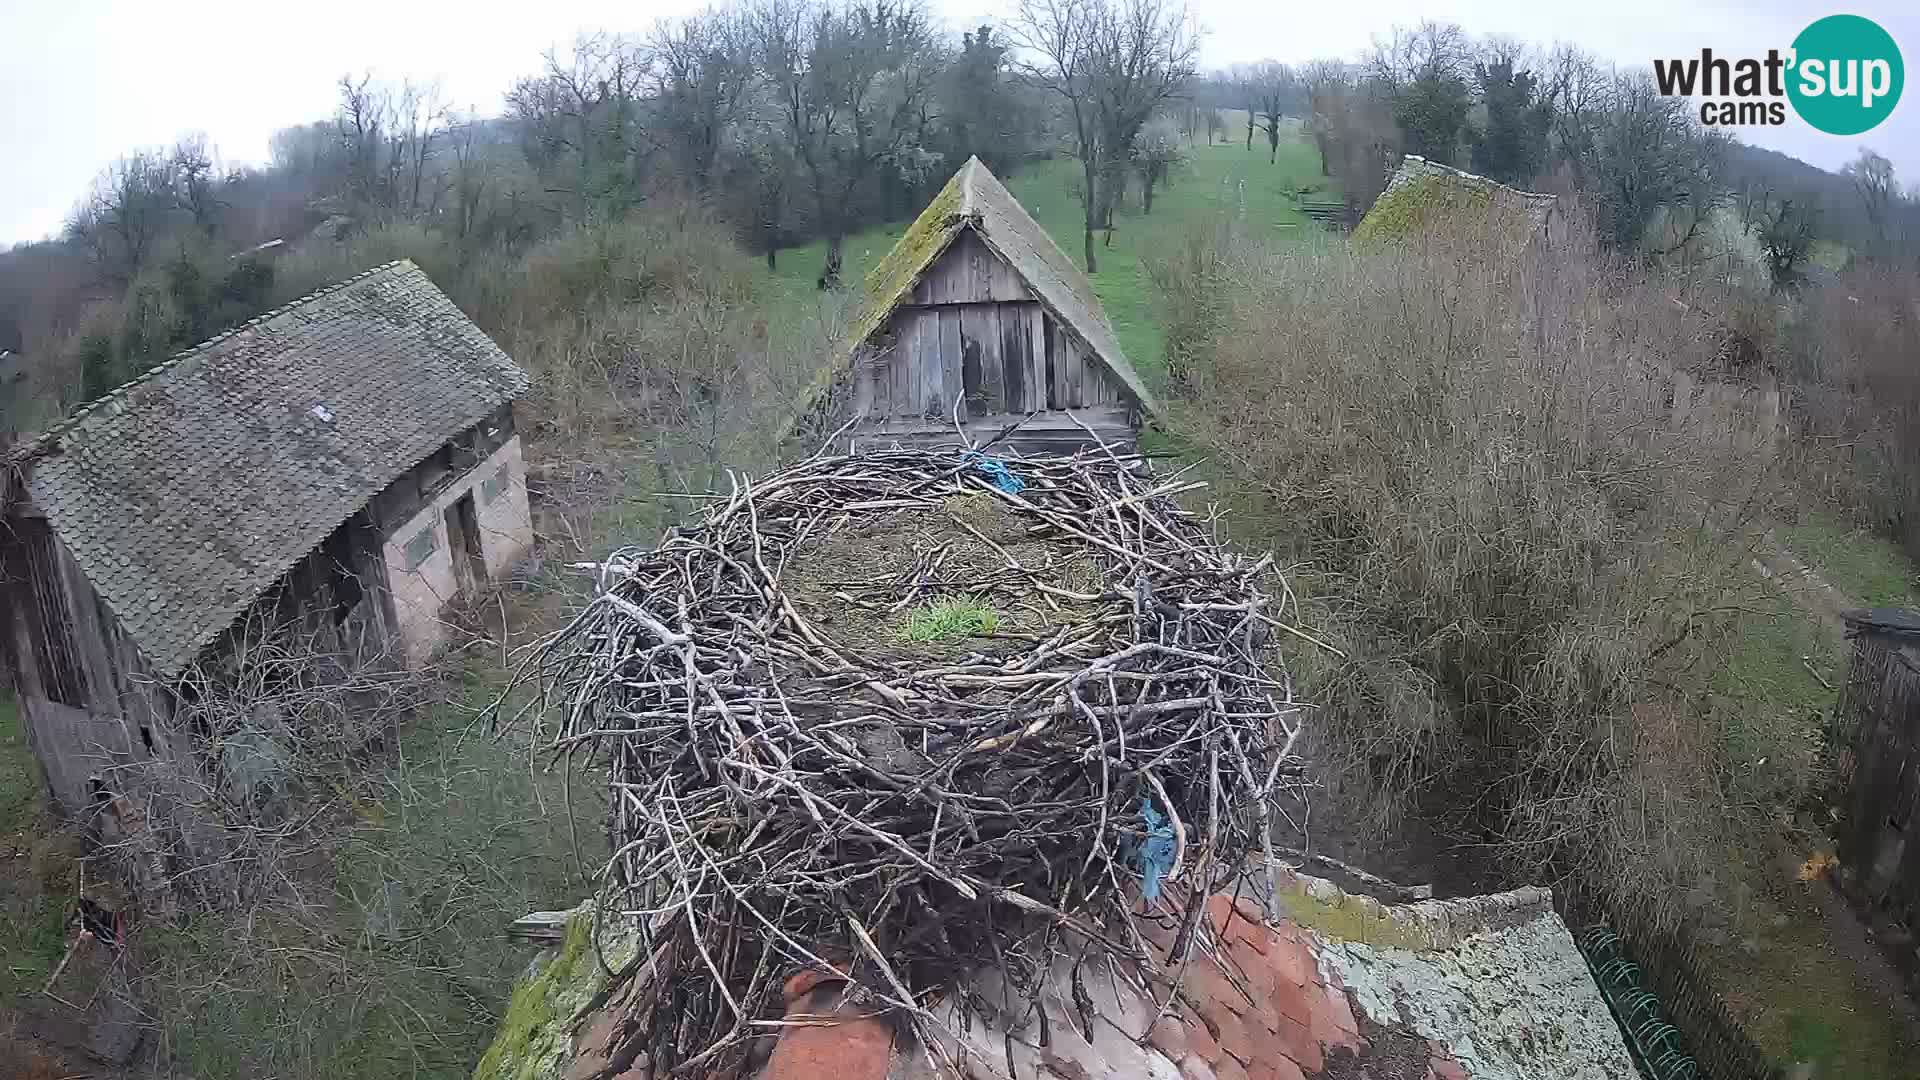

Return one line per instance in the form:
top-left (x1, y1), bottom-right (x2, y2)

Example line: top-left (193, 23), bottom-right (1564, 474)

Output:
top-left (961, 450), bottom-right (1026, 495)
top-left (1135, 799), bottom-right (1177, 902)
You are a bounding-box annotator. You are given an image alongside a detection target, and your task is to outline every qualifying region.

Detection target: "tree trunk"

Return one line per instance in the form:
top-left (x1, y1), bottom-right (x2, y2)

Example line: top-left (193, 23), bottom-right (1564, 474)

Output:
top-left (1245, 115), bottom-right (1254, 151)
top-left (766, 242), bottom-right (778, 271)
top-left (1269, 126), bottom-right (1280, 164)
top-left (1080, 160), bottom-right (1100, 273)
top-left (819, 233), bottom-right (844, 290)
top-left (1143, 171), bottom-right (1156, 214)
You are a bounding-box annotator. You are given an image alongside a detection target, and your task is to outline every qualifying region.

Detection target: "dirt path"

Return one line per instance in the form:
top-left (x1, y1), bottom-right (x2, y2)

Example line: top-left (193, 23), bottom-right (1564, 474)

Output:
top-left (1752, 532), bottom-right (1854, 641)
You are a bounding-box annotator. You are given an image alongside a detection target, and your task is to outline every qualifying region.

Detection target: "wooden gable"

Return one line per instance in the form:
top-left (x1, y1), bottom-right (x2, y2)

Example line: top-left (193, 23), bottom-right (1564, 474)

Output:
top-left (852, 228), bottom-right (1134, 445)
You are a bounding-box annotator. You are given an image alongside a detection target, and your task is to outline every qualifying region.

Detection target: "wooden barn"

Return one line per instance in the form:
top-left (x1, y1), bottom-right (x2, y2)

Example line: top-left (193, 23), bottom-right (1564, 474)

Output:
top-left (825, 156), bottom-right (1159, 454)
top-left (0, 260), bottom-right (533, 841)
top-left (1838, 607), bottom-right (1920, 951)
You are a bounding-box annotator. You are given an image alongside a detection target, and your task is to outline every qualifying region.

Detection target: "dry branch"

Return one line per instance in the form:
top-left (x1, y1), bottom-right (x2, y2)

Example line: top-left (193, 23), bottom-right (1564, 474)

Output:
top-left (507, 445), bottom-right (1311, 1077)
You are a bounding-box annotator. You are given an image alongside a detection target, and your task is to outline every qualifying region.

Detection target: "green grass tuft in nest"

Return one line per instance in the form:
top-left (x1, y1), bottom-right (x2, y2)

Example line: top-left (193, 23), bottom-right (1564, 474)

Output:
top-left (903, 598), bottom-right (1000, 643)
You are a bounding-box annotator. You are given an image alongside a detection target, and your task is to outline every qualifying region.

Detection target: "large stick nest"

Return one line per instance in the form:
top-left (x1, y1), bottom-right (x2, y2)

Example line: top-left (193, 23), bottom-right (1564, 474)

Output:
top-left (513, 445), bottom-right (1314, 1077)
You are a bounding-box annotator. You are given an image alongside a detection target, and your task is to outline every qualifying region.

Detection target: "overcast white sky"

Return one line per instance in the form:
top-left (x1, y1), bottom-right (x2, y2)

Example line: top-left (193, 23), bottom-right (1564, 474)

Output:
top-left (2, 0), bottom-right (1914, 246)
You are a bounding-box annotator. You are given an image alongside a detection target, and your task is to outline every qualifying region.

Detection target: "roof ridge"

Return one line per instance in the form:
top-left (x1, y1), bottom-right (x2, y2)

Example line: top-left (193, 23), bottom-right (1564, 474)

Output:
top-left (957, 155), bottom-right (986, 217)
top-left (9, 259), bottom-right (416, 463)
top-left (1399, 155), bottom-right (1556, 202)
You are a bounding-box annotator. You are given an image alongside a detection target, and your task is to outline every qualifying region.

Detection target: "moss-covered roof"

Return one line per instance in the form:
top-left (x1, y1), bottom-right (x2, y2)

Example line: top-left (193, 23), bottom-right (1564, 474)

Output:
top-left (475, 870), bottom-right (1636, 1080)
top-left (829, 156), bottom-right (1160, 416)
top-left (1355, 155), bottom-right (1557, 245)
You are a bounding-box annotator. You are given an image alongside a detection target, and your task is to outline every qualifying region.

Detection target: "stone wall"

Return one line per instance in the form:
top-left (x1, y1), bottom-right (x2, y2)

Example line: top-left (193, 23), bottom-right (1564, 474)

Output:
top-left (381, 435), bottom-right (534, 661)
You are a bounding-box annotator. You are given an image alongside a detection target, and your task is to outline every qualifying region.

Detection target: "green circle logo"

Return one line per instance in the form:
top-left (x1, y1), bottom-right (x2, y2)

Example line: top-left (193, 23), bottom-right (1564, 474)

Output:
top-left (1788, 15), bottom-right (1903, 135)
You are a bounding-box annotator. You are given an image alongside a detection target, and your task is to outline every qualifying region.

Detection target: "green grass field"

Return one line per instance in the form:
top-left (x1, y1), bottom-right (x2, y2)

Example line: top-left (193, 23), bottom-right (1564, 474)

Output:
top-left (768, 124), bottom-right (1336, 384)
top-left (0, 688), bottom-right (77, 1004)
top-left (1782, 511), bottom-right (1920, 608)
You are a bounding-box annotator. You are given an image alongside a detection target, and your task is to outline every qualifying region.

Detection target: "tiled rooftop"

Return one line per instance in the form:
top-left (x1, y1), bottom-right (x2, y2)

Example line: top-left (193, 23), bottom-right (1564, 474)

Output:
top-left (12, 260), bottom-right (528, 677)
top-left (484, 867), bottom-right (1637, 1080)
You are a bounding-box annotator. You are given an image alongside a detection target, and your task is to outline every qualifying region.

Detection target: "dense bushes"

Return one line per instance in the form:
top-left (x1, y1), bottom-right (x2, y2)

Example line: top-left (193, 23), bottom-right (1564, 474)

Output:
top-left (1783, 266), bottom-right (1920, 561)
top-left (1170, 213), bottom-right (1787, 917)
top-left (69, 246), bottom-right (277, 400)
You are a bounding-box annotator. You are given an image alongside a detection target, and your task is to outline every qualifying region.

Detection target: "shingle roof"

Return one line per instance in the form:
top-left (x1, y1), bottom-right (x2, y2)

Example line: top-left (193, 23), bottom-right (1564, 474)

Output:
top-left (12, 260), bottom-right (528, 678)
top-left (841, 156), bottom-right (1160, 415)
top-left (489, 867), bottom-right (1638, 1080)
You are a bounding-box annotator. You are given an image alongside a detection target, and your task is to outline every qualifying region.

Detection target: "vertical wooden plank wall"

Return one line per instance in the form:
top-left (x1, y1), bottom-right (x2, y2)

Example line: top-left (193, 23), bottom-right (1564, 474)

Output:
top-left (881, 228), bottom-right (1121, 421)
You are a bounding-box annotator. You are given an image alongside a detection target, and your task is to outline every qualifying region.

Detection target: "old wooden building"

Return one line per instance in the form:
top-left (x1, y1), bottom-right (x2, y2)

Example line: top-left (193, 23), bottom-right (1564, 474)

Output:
top-left (1838, 607), bottom-right (1920, 954)
top-left (826, 156), bottom-right (1159, 454)
top-left (0, 260), bottom-right (533, 821)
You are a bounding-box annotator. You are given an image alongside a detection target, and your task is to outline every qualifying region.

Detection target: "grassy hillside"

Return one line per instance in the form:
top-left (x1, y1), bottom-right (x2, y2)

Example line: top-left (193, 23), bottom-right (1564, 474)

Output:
top-left (768, 126), bottom-right (1336, 383)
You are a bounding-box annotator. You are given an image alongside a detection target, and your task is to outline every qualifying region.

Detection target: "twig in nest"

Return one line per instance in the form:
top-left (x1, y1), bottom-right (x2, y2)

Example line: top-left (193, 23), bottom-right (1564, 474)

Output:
top-left (504, 445), bottom-right (1314, 1077)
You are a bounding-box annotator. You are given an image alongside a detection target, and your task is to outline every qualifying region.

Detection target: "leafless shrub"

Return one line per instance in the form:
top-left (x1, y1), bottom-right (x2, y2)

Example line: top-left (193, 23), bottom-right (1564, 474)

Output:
top-left (94, 609), bottom-right (435, 913)
top-left (1783, 264), bottom-right (1920, 558)
top-left (490, 200), bottom-right (844, 552)
top-left (107, 600), bottom-right (603, 1077)
top-left (1169, 209), bottom-right (1785, 918)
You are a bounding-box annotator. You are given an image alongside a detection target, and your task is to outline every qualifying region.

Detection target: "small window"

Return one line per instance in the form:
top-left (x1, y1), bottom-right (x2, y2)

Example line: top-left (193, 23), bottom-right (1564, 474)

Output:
top-left (480, 468), bottom-right (511, 506)
top-left (401, 524), bottom-right (439, 570)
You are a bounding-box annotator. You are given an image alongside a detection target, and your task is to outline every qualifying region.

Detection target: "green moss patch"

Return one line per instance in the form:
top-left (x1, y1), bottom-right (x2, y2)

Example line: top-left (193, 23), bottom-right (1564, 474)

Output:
top-left (474, 905), bottom-right (636, 1080)
top-left (1275, 881), bottom-right (1430, 952)
top-left (1353, 174), bottom-right (1495, 245)
top-left (849, 172), bottom-right (966, 349)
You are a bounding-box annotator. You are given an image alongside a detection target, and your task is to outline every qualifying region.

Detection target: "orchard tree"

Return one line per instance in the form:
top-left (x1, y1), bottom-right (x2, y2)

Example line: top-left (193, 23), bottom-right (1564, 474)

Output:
top-left (506, 35), bottom-right (651, 219)
top-left (1131, 116), bottom-right (1185, 212)
top-left (1369, 21), bottom-right (1471, 163)
top-left (652, 10), bottom-right (757, 193)
top-left (1013, 0), bottom-right (1199, 271)
top-left (755, 0), bottom-right (941, 289)
top-left (1246, 60), bottom-right (1299, 164)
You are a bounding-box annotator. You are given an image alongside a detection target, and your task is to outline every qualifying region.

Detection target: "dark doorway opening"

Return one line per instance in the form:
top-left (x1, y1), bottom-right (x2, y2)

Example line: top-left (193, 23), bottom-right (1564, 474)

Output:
top-left (443, 493), bottom-right (485, 598)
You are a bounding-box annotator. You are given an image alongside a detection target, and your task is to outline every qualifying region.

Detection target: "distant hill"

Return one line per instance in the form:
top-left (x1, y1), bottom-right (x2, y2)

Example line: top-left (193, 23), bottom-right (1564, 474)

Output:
top-left (1722, 140), bottom-right (1871, 252)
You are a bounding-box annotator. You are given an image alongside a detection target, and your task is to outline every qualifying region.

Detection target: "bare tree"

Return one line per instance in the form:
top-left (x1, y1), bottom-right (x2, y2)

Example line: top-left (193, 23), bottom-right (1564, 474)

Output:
top-left (1302, 61), bottom-right (1401, 218)
top-left (66, 151), bottom-right (183, 285)
top-left (1300, 59), bottom-right (1348, 176)
top-left (1752, 193), bottom-right (1819, 292)
top-left (1246, 60), bottom-right (1297, 164)
top-left (1846, 147), bottom-right (1897, 243)
top-left (1544, 44), bottom-right (1608, 178)
top-left (754, 0), bottom-right (941, 289)
top-left (1012, 0), bottom-right (1199, 272)
top-left (1367, 19), bottom-right (1472, 90)
top-left (506, 34), bottom-right (652, 219)
top-left (1222, 64), bottom-right (1255, 151)
top-left (652, 9), bottom-right (758, 193)
top-left (1580, 69), bottom-right (1729, 253)
top-left (336, 74), bottom-right (388, 212)
top-left (170, 135), bottom-right (222, 236)
top-left (1368, 21), bottom-right (1472, 162)
top-left (394, 80), bottom-right (451, 218)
